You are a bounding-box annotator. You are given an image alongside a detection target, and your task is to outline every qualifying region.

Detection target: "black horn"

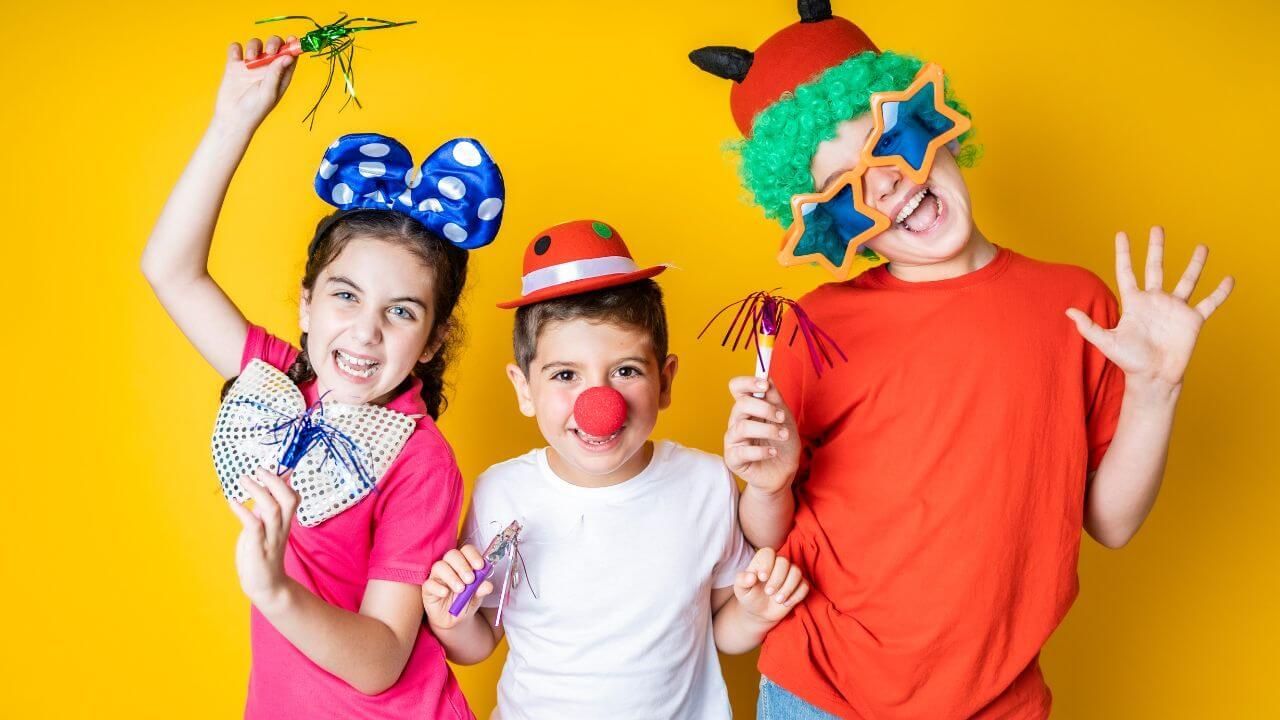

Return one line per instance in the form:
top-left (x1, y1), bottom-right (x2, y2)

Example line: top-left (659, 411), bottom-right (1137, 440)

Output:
top-left (688, 46), bottom-right (754, 83)
top-left (798, 0), bottom-right (833, 23)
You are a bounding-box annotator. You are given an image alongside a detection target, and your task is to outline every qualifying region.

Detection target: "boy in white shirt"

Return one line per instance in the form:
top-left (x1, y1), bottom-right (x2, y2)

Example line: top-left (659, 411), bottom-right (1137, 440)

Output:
top-left (422, 220), bottom-right (807, 719)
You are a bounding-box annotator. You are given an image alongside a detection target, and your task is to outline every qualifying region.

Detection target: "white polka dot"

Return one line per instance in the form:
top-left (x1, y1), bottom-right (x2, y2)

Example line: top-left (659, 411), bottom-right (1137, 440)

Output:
top-left (360, 142), bottom-right (390, 157)
top-left (451, 141), bottom-right (482, 167)
top-left (405, 167), bottom-right (422, 188)
top-left (417, 198), bottom-right (444, 214)
top-left (438, 176), bottom-right (466, 200)
top-left (398, 189), bottom-right (414, 206)
top-left (477, 197), bottom-right (503, 221)
top-left (318, 159), bottom-right (337, 180)
top-left (363, 190), bottom-right (387, 205)
top-left (358, 161), bottom-right (386, 178)
top-left (331, 183), bottom-right (354, 205)
top-left (443, 223), bottom-right (468, 243)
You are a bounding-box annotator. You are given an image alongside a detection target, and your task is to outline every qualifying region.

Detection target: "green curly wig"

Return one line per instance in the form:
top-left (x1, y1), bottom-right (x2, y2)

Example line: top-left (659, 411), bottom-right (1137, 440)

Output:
top-left (735, 51), bottom-right (979, 231)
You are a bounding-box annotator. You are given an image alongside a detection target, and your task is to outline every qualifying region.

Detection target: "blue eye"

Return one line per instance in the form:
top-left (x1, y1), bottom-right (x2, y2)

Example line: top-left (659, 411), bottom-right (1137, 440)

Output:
top-left (388, 306), bottom-right (416, 320)
top-left (334, 291), bottom-right (356, 301)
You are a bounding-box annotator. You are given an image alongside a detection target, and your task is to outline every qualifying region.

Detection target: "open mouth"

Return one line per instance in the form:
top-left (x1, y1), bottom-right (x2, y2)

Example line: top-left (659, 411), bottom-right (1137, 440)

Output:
top-left (334, 349), bottom-right (380, 380)
top-left (571, 427), bottom-right (623, 448)
top-left (894, 187), bottom-right (944, 235)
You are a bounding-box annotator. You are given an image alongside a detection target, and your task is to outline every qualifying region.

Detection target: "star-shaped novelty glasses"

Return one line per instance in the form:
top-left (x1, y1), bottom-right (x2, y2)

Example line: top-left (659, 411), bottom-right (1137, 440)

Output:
top-left (778, 63), bottom-right (971, 279)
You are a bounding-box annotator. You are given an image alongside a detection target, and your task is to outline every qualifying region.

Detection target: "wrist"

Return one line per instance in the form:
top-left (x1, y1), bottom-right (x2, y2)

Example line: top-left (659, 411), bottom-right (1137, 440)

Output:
top-left (1122, 376), bottom-right (1182, 409)
top-left (251, 578), bottom-right (296, 617)
top-left (206, 114), bottom-right (258, 146)
top-left (743, 480), bottom-right (793, 502)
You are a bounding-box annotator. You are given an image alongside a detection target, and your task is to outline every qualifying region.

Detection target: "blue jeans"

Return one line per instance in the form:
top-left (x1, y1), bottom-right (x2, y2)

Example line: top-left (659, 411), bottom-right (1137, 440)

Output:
top-left (757, 677), bottom-right (841, 719)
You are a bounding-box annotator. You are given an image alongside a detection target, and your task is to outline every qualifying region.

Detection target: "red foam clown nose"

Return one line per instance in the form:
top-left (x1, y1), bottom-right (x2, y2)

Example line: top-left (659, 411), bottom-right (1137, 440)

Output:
top-left (574, 387), bottom-right (627, 438)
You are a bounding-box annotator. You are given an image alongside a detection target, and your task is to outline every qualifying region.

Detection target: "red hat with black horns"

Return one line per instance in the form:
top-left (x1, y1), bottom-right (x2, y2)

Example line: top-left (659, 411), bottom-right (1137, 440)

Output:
top-left (689, 0), bottom-right (879, 137)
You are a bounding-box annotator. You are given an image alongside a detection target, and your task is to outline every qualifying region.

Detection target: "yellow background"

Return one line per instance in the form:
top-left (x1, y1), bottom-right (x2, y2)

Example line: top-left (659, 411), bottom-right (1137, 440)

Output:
top-left (3, 1), bottom-right (1277, 717)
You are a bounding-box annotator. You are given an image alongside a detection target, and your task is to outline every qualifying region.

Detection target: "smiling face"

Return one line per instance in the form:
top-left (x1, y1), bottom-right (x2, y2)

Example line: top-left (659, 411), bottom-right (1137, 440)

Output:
top-left (810, 114), bottom-right (977, 270)
top-left (299, 236), bottom-right (440, 406)
top-left (506, 318), bottom-right (678, 488)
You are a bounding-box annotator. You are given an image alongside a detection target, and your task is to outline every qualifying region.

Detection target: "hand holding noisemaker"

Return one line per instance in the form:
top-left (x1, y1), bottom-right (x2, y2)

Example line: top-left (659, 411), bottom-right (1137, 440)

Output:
top-left (448, 561), bottom-right (494, 616)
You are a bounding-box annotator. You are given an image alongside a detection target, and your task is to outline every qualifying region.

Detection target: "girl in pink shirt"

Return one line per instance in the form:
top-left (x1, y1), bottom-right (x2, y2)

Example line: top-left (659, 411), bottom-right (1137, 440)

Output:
top-left (142, 34), bottom-right (504, 719)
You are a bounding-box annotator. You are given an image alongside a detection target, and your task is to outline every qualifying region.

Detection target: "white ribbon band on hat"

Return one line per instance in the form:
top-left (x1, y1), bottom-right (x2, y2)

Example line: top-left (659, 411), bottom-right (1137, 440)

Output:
top-left (521, 256), bottom-right (640, 296)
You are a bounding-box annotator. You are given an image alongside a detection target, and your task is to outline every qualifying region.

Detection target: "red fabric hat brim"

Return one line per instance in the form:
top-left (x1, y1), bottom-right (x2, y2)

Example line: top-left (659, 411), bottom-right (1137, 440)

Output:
top-left (496, 265), bottom-right (666, 309)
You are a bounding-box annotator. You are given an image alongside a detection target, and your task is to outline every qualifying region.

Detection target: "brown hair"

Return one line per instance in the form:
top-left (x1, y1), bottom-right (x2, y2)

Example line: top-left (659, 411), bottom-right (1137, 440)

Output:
top-left (223, 209), bottom-right (468, 419)
top-left (513, 280), bottom-right (668, 374)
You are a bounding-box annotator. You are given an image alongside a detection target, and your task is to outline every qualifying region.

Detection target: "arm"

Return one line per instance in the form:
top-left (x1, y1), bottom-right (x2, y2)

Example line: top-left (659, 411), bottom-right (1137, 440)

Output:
top-left (140, 37), bottom-right (297, 379)
top-left (1067, 228), bottom-right (1234, 548)
top-left (422, 546), bottom-right (505, 665)
top-left (724, 377), bottom-right (801, 549)
top-left (229, 469), bottom-right (423, 695)
top-left (712, 548), bottom-right (809, 655)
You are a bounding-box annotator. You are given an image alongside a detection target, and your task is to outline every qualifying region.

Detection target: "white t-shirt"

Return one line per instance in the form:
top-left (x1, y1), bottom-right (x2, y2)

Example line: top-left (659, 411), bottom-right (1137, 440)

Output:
top-left (465, 440), bottom-right (755, 720)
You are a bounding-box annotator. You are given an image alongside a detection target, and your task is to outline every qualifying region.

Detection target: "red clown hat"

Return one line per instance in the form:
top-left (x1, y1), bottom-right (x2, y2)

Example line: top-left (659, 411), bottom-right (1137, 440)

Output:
top-left (689, 0), bottom-right (879, 136)
top-left (497, 220), bottom-right (666, 309)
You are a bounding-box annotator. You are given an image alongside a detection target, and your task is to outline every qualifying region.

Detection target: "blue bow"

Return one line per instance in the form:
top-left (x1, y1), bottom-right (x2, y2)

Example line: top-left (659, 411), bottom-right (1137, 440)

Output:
top-left (314, 133), bottom-right (505, 250)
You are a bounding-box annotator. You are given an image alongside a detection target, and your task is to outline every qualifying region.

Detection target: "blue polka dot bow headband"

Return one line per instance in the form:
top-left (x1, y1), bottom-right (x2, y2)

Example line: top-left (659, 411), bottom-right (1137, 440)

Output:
top-left (315, 133), bottom-right (505, 249)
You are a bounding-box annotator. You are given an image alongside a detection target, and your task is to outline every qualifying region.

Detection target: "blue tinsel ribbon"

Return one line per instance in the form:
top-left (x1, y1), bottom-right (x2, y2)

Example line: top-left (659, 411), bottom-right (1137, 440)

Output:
top-left (231, 395), bottom-right (374, 492)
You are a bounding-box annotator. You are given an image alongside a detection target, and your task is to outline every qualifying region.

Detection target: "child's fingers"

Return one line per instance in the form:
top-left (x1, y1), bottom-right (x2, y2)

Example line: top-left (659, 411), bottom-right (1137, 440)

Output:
top-left (1171, 244), bottom-right (1208, 301)
top-left (725, 444), bottom-right (778, 474)
top-left (1195, 275), bottom-right (1235, 320)
top-left (431, 560), bottom-right (466, 593)
top-left (228, 42), bottom-right (244, 62)
top-left (473, 580), bottom-right (494, 601)
top-left (227, 499), bottom-right (262, 538)
top-left (728, 395), bottom-right (786, 427)
top-left (748, 547), bottom-right (776, 582)
top-left (773, 565), bottom-right (804, 604)
top-left (786, 582), bottom-right (810, 607)
top-left (1144, 226), bottom-right (1165, 292)
top-left (765, 556), bottom-right (791, 596)
top-left (728, 417), bottom-right (790, 445)
top-left (422, 578), bottom-right (452, 602)
top-left (256, 468), bottom-right (298, 523)
top-left (729, 376), bottom-right (771, 399)
top-left (264, 35), bottom-right (283, 55)
top-left (459, 544), bottom-right (487, 572)
top-left (245, 37), bottom-right (263, 61)
top-left (278, 54), bottom-right (297, 90)
top-left (443, 549), bottom-right (478, 584)
top-left (238, 475), bottom-right (284, 549)
top-left (735, 570), bottom-right (759, 592)
top-left (1064, 308), bottom-right (1114, 356)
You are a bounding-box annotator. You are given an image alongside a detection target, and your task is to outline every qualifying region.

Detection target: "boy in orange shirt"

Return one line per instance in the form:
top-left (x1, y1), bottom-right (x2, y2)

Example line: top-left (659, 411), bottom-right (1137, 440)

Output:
top-left (691, 2), bottom-right (1234, 718)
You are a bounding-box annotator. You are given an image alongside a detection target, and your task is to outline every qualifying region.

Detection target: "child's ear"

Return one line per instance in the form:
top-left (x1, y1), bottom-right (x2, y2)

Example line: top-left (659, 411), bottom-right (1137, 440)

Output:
top-left (298, 288), bottom-right (312, 334)
top-left (657, 353), bottom-right (679, 410)
top-left (506, 363), bottom-right (537, 417)
top-left (418, 325), bottom-right (449, 365)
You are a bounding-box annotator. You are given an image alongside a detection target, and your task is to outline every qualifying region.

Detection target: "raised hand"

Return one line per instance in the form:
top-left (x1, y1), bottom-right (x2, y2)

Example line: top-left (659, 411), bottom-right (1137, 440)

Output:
top-left (227, 468), bottom-right (299, 607)
top-left (1066, 227), bottom-right (1234, 389)
top-left (214, 36), bottom-right (299, 131)
top-left (724, 377), bottom-right (801, 495)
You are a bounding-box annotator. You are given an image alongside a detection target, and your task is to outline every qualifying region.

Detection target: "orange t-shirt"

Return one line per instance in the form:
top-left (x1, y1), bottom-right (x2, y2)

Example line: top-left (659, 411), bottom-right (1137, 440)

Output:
top-left (759, 248), bottom-right (1124, 719)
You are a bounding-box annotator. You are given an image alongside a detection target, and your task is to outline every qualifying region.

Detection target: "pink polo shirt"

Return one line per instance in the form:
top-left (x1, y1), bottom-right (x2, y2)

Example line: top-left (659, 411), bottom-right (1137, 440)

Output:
top-left (239, 326), bottom-right (473, 720)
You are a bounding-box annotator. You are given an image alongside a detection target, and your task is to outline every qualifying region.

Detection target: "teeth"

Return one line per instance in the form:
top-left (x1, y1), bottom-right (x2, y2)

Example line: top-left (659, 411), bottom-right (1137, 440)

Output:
top-left (895, 189), bottom-right (929, 224)
top-left (335, 350), bottom-right (379, 378)
top-left (574, 429), bottom-right (621, 446)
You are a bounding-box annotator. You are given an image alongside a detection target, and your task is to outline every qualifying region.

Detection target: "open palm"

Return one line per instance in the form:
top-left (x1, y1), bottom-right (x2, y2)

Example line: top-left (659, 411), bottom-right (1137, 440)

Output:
top-left (1067, 227), bottom-right (1234, 387)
